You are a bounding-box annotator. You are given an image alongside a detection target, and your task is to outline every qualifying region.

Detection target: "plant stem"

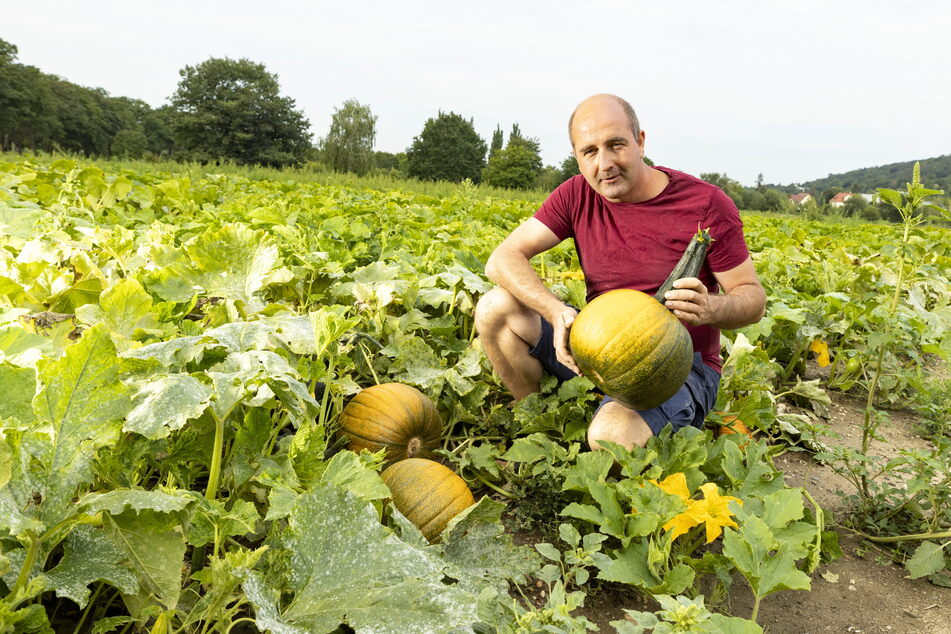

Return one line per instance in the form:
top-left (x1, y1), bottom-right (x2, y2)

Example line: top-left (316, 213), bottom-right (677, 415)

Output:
top-left (72, 583), bottom-right (104, 634)
top-left (850, 528), bottom-right (951, 543)
top-left (206, 409), bottom-right (227, 501)
top-left (750, 595), bottom-right (762, 624)
top-left (475, 472), bottom-right (516, 499)
top-left (10, 533), bottom-right (41, 603)
top-left (860, 223), bottom-right (909, 497)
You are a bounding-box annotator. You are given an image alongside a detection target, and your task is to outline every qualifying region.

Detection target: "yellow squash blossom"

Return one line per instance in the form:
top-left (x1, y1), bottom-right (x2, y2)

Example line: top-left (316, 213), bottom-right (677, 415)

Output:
top-left (652, 472), bottom-right (691, 503)
top-left (662, 482), bottom-right (742, 543)
top-left (809, 339), bottom-right (831, 367)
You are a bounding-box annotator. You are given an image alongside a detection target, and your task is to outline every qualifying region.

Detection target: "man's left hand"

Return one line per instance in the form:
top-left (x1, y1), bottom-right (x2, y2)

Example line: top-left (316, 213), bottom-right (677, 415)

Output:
top-left (663, 277), bottom-right (716, 326)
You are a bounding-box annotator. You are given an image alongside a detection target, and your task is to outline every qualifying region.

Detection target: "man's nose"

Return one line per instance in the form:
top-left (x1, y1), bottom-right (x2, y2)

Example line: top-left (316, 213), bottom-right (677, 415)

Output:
top-left (598, 152), bottom-right (615, 172)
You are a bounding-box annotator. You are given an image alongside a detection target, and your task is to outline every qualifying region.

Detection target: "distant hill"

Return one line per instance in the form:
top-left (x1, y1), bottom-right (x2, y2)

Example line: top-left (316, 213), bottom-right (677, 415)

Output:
top-left (789, 154), bottom-right (951, 195)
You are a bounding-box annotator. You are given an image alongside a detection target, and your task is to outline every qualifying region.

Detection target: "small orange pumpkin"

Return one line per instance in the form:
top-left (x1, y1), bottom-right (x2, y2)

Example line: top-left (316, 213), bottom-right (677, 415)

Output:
top-left (716, 415), bottom-right (754, 444)
top-left (381, 458), bottom-right (475, 542)
top-left (339, 383), bottom-right (442, 464)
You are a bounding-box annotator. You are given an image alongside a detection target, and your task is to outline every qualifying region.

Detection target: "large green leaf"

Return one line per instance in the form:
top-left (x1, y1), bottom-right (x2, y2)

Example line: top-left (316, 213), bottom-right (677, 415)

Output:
top-left (905, 541), bottom-right (947, 579)
top-left (76, 278), bottom-right (162, 348)
top-left (0, 362), bottom-right (35, 423)
top-left (123, 374), bottom-right (212, 439)
top-left (242, 484), bottom-right (478, 633)
top-left (80, 488), bottom-right (195, 515)
top-left (31, 324), bottom-right (133, 525)
top-left (721, 515), bottom-right (811, 599)
top-left (180, 223), bottom-right (289, 310)
top-left (44, 525), bottom-right (139, 607)
top-left (103, 509), bottom-right (187, 614)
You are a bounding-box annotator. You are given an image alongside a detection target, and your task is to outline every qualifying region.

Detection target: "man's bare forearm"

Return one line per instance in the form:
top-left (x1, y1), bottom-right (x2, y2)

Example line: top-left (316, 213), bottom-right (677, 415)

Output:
top-left (485, 247), bottom-right (567, 322)
top-left (707, 283), bottom-right (766, 330)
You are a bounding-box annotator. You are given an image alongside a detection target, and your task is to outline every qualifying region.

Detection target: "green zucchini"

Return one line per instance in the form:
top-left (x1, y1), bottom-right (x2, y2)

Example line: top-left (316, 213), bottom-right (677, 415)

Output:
top-left (654, 228), bottom-right (713, 305)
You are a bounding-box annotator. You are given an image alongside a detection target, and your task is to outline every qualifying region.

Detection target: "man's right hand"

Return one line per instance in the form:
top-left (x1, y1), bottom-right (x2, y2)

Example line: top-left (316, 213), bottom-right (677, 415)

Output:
top-left (552, 305), bottom-right (581, 375)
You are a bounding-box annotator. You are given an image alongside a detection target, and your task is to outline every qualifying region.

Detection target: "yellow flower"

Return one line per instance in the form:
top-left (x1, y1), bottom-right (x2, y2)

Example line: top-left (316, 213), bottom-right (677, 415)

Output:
top-left (632, 473), bottom-right (691, 514)
top-left (809, 339), bottom-right (831, 367)
top-left (662, 482), bottom-right (743, 543)
top-left (653, 473), bottom-right (691, 503)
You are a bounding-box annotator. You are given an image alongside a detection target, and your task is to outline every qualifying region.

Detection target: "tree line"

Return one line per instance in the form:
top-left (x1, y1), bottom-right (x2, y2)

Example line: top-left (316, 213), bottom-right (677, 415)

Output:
top-left (1, 40), bottom-right (578, 190)
top-left (3, 39), bottom-right (946, 211)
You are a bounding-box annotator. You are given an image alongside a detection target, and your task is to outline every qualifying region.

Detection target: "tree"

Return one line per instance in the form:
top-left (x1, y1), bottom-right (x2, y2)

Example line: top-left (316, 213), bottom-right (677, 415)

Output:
top-left (373, 151), bottom-right (403, 172)
top-left (559, 154), bottom-right (580, 183)
top-left (844, 194), bottom-right (869, 217)
top-left (482, 125), bottom-right (544, 190)
top-left (405, 112), bottom-right (486, 183)
top-left (111, 128), bottom-right (147, 157)
top-left (488, 125), bottom-right (503, 161)
top-left (320, 99), bottom-right (377, 175)
top-left (169, 57), bottom-right (311, 167)
top-left (700, 172), bottom-right (746, 209)
top-left (0, 38), bottom-right (62, 150)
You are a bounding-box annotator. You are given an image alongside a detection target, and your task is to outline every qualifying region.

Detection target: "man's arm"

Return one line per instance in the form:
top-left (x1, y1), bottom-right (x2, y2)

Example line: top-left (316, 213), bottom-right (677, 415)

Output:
top-left (485, 218), bottom-right (581, 372)
top-left (661, 256), bottom-right (766, 329)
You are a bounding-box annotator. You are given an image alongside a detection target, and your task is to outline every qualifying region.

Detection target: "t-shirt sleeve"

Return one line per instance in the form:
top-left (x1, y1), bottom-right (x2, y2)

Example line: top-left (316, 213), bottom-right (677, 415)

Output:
top-left (532, 177), bottom-right (577, 241)
top-left (704, 187), bottom-right (751, 273)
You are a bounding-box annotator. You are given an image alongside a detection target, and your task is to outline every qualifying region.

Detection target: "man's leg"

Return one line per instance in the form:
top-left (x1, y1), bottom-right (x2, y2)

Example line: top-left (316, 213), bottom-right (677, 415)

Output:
top-left (474, 287), bottom-right (544, 400)
top-left (588, 353), bottom-right (721, 451)
top-left (587, 402), bottom-right (654, 450)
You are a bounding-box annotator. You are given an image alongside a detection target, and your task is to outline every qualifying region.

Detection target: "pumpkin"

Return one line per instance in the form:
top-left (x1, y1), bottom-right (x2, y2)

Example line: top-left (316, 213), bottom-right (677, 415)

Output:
top-left (569, 290), bottom-right (693, 409)
top-left (716, 415), bottom-right (754, 439)
top-left (568, 228), bottom-right (712, 411)
top-left (339, 382), bottom-right (442, 464)
top-left (381, 458), bottom-right (475, 542)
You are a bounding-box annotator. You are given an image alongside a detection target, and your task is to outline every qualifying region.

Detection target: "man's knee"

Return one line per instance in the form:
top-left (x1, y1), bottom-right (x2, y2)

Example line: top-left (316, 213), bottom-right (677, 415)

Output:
top-left (587, 401), bottom-right (653, 451)
top-left (474, 287), bottom-right (514, 336)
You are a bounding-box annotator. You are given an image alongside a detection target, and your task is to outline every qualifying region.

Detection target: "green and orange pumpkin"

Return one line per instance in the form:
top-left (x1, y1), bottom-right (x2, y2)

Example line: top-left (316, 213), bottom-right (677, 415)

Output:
top-left (569, 289), bottom-right (693, 410)
top-left (381, 458), bottom-right (475, 542)
top-left (568, 228), bottom-right (712, 410)
top-left (338, 382), bottom-right (442, 464)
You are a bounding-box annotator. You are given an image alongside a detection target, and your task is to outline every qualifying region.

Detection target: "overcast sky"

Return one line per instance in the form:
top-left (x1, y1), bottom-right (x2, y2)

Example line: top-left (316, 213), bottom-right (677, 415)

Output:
top-left (6, 0), bottom-right (950, 186)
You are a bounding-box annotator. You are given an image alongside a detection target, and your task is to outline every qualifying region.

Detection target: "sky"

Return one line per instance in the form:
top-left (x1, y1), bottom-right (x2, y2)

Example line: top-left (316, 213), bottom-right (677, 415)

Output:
top-left (5, 0), bottom-right (951, 186)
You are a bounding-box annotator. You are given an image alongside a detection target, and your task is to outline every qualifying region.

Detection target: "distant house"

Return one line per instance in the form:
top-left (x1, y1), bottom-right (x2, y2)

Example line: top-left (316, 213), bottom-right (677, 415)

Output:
top-left (829, 192), bottom-right (877, 207)
top-left (789, 193), bottom-right (814, 206)
top-left (829, 192), bottom-right (853, 207)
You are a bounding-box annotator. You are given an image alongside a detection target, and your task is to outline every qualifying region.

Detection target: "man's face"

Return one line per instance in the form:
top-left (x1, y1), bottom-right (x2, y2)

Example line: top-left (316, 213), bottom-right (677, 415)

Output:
top-left (571, 99), bottom-right (646, 203)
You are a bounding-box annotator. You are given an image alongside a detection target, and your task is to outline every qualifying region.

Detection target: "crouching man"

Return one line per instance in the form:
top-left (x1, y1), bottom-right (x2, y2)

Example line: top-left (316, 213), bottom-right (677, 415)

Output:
top-left (474, 94), bottom-right (765, 450)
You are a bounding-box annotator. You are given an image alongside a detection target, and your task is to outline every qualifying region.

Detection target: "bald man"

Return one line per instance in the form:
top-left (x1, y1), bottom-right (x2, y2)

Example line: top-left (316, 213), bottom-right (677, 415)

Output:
top-left (474, 94), bottom-right (765, 450)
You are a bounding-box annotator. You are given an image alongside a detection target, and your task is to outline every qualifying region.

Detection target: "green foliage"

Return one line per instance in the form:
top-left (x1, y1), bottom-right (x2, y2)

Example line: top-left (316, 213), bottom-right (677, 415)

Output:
top-left (805, 154), bottom-right (951, 197)
top-left (110, 128), bottom-right (148, 158)
top-left (320, 99), bottom-right (377, 175)
top-left (613, 594), bottom-right (763, 633)
top-left (170, 56), bottom-right (311, 167)
top-left (406, 111), bottom-right (487, 183)
top-left (483, 125), bottom-right (544, 190)
top-left (1, 154), bottom-right (948, 631)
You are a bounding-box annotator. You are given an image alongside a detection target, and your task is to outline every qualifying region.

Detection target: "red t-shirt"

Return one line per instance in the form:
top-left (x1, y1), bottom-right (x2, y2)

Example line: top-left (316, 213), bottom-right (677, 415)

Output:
top-left (533, 167), bottom-right (751, 372)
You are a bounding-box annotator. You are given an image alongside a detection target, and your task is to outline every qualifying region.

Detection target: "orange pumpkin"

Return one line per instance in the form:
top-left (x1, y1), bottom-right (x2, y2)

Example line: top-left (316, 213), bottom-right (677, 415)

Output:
top-left (381, 458), bottom-right (475, 542)
top-left (716, 415), bottom-right (754, 444)
top-left (339, 383), bottom-right (442, 464)
top-left (569, 289), bottom-right (693, 410)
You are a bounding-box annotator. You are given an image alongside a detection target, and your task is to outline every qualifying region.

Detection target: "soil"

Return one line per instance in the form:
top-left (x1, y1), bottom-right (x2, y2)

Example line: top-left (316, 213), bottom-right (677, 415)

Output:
top-left (515, 391), bottom-right (951, 633)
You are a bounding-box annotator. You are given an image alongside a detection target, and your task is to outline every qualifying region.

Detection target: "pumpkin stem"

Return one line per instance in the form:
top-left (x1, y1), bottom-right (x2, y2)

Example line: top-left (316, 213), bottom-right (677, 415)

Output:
top-left (406, 437), bottom-right (423, 458)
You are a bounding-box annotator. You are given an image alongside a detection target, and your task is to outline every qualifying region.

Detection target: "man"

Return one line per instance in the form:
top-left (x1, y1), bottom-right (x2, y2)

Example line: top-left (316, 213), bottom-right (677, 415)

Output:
top-left (474, 94), bottom-right (765, 450)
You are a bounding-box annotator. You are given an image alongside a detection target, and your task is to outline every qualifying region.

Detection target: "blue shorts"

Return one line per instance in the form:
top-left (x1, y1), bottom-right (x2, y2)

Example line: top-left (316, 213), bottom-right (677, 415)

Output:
top-left (528, 313), bottom-right (720, 436)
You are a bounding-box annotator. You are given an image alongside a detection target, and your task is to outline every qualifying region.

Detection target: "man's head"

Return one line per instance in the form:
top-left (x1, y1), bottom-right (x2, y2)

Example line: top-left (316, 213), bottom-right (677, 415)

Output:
top-left (569, 94), bottom-right (652, 203)
top-left (568, 94), bottom-right (640, 146)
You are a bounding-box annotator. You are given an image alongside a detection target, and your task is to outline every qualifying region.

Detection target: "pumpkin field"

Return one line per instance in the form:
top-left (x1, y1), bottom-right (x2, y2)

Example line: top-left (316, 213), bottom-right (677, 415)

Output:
top-left (0, 155), bottom-right (949, 633)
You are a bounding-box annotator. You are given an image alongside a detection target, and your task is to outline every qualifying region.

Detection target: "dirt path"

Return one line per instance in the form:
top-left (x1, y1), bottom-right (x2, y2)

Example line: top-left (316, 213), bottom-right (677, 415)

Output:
top-left (571, 393), bottom-right (951, 633)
